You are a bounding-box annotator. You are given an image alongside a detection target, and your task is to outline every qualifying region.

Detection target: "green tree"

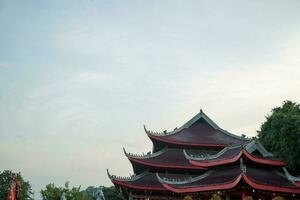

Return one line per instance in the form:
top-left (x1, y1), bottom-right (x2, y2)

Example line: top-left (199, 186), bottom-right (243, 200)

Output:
top-left (102, 186), bottom-right (121, 200)
top-left (0, 170), bottom-right (33, 200)
top-left (40, 183), bottom-right (62, 200)
top-left (258, 100), bottom-right (300, 174)
top-left (40, 183), bottom-right (90, 200)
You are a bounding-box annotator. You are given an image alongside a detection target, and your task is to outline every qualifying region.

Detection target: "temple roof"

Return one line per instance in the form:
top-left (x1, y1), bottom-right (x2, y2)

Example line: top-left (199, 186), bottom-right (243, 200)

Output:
top-left (123, 140), bottom-right (285, 169)
top-left (108, 164), bottom-right (300, 194)
top-left (145, 110), bottom-right (246, 147)
top-left (184, 140), bottom-right (286, 167)
top-left (107, 170), bottom-right (197, 191)
top-left (158, 164), bottom-right (300, 194)
top-left (124, 147), bottom-right (213, 169)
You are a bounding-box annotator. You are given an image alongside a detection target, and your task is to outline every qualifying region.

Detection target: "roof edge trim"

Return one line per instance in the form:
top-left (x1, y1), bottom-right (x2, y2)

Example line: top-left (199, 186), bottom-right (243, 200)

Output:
top-left (124, 147), bottom-right (167, 159)
top-left (162, 174), bottom-right (242, 193)
top-left (157, 170), bottom-right (215, 185)
top-left (243, 174), bottom-right (300, 194)
top-left (184, 144), bottom-right (241, 161)
top-left (129, 157), bottom-right (206, 169)
top-left (148, 134), bottom-right (227, 147)
top-left (107, 170), bottom-right (148, 182)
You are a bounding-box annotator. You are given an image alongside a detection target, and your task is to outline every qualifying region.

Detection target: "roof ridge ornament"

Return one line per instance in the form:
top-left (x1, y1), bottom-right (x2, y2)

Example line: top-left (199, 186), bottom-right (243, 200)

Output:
top-left (107, 170), bottom-right (148, 181)
top-left (184, 144), bottom-right (242, 161)
top-left (156, 170), bottom-right (214, 185)
top-left (143, 125), bottom-right (172, 136)
top-left (283, 167), bottom-right (300, 183)
top-left (107, 169), bottom-right (112, 179)
top-left (123, 147), bottom-right (129, 157)
top-left (244, 139), bottom-right (273, 157)
top-left (123, 147), bottom-right (168, 159)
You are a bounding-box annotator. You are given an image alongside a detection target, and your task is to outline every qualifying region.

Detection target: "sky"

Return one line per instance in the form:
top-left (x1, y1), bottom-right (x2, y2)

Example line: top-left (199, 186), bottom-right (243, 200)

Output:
top-left (1, 0), bottom-right (300, 199)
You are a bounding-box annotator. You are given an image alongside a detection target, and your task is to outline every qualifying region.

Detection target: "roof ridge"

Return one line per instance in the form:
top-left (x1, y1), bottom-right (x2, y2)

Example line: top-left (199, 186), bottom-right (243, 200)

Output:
top-left (245, 140), bottom-right (273, 157)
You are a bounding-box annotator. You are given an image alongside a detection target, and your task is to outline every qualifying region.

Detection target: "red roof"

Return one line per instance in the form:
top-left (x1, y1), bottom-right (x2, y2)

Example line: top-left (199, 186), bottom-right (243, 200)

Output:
top-left (146, 111), bottom-right (244, 147)
top-left (126, 148), bottom-right (212, 170)
top-left (187, 147), bottom-right (286, 167)
top-left (125, 141), bottom-right (285, 171)
top-left (109, 171), bottom-right (197, 191)
top-left (109, 165), bottom-right (300, 194)
top-left (160, 166), bottom-right (300, 194)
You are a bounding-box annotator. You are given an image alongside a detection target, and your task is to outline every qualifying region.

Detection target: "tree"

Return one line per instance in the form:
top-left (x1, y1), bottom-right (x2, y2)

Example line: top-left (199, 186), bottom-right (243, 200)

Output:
top-left (258, 100), bottom-right (300, 174)
top-left (40, 183), bottom-right (90, 200)
top-left (0, 170), bottom-right (33, 200)
top-left (41, 184), bottom-right (121, 200)
top-left (40, 183), bottom-right (62, 200)
top-left (102, 186), bottom-right (121, 200)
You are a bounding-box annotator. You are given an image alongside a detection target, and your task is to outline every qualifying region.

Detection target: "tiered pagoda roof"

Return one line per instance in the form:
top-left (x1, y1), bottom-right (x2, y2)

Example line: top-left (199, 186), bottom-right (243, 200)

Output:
top-left (124, 147), bottom-right (207, 171)
top-left (159, 164), bottom-right (300, 194)
top-left (108, 110), bottom-right (300, 199)
top-left (145, 110), bottom-right (244, 149)
top-left (184, 140), bottom-right (286, 167)
top-left (108, 162), bottom-right (300, 194)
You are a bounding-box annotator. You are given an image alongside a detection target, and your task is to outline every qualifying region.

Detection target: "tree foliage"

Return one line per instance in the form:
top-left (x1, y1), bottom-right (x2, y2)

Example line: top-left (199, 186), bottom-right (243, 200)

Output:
top-left (40, 183), bottom-right (90, 200)
top-left (102, 186), bottom-right (121, 200)
top-left (40, 184), bottom-right (120, 200)
top-left (0, 170), bottom-right (33, 200)
top-left (258, 100), bottom-right (300, 174)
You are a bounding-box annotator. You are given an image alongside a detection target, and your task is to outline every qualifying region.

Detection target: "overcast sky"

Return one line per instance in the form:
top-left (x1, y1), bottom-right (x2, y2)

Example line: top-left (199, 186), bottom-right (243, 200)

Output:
top-left (1, 0), bottom-right (300, 199)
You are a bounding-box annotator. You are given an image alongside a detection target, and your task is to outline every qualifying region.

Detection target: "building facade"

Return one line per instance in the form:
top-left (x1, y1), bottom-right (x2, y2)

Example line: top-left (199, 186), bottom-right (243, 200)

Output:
top-left (108, 110), bottom-right (300, 200)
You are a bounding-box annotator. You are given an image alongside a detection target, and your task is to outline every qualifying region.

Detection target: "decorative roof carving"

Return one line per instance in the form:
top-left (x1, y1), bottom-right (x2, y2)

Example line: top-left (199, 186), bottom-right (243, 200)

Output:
top-left (108, 166), bottom-right (300, 194)
top-left (245, 139), bottom-right (273, 157)
top-left (123, 147), bottom-right (167, 159)
top-left (283, 167), bottom-right (300, 183)
top-left (184, 139), bottom-right (274, 161)
top-left (183, 144), bottom-right (242, 160)
top-left (182, 140), bottom-right (286, 167)
top-left (107, 169), bottom-right (148, 181)
top-left (156, 170), bottom-right (215, 185)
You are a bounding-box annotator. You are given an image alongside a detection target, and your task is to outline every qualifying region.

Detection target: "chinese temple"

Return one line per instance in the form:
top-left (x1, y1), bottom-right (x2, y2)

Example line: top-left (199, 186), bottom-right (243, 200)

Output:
top-left (107, 110), bottom-right (300, 200)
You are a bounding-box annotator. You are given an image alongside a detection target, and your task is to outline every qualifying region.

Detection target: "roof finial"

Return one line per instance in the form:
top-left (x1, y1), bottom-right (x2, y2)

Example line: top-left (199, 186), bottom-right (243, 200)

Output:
top-left (143, 125), bottom-right (149, 134)
top-left (122, 147), bottom-right (128, 157)
top-left (200, 109), bottom-right (203, 113)
top-left (106, 169), bottom-right (112, 179)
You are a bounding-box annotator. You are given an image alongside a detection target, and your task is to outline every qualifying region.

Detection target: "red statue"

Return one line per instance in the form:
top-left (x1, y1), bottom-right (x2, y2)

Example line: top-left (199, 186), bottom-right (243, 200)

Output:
top-left (8, 176), bottom-right (20, 200)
